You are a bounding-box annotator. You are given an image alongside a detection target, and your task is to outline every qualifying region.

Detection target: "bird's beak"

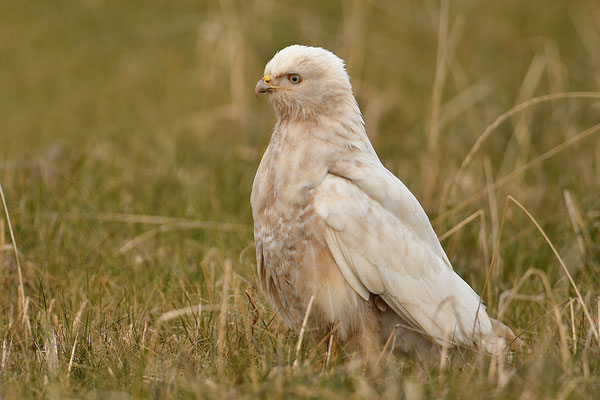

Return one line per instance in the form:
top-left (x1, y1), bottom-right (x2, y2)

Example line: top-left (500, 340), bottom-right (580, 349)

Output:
top-left (255, 74), bottom-right (286, 97)
top-left (255, 78), bottom-right (272, 97)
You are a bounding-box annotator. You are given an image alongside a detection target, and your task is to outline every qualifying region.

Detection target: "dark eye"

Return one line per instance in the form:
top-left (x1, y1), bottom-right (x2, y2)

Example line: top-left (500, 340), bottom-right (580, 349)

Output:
top-left (288, 74), bottom-right (301, 84)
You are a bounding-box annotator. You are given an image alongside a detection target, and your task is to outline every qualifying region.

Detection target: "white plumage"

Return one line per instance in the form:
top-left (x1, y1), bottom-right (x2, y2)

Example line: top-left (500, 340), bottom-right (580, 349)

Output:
top-left (252, 45), bottom-right (514, 358)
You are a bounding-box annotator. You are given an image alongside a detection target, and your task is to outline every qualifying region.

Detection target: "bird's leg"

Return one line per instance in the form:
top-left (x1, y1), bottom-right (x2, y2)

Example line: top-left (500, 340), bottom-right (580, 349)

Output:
top-left (344, 318), bottom-right (382, 362)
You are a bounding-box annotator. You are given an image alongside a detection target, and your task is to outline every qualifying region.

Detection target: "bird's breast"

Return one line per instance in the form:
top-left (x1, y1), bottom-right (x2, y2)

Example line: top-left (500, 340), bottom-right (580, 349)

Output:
top-left (252, 143), bottom-right (328, 222)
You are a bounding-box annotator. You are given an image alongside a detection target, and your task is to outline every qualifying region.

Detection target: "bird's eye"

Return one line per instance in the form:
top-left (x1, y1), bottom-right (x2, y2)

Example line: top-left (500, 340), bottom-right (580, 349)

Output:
top-left (288, 74), bottom-right (301, 84)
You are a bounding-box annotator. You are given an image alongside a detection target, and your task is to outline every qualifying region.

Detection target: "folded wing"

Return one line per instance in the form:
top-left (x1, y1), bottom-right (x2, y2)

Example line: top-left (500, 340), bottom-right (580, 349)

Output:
top-left (313, 172), bottom-right (496, 348)
top-left (330, 157), bottom-right (453, 268)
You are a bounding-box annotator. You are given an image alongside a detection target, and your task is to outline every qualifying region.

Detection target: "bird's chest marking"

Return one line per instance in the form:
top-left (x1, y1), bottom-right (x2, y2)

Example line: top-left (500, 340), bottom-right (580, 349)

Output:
top-left (256, 199), bottom-right (323, 329)
top-left (260, 200), bottom-right (317, 267)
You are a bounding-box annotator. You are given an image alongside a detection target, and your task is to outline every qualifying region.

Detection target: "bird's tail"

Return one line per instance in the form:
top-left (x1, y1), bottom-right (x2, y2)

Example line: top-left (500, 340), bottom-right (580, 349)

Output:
top-left (483, 317), bottom-right (525, 354)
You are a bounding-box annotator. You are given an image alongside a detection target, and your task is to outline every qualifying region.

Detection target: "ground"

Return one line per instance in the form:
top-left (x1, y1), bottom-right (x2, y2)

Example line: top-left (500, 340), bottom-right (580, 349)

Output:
top-left (1, 0), bottom-right (600, 398)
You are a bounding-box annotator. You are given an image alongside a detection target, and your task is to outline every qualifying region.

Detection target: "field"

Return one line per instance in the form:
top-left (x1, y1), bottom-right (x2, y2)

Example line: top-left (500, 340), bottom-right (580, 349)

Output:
top-left (1, 0), bottom-right (600, 398)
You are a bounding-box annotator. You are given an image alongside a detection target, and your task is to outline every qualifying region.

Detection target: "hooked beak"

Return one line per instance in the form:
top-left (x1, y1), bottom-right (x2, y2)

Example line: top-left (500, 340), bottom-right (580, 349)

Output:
top-left (254, 74), bottom-right (287, 97)
top-left (255, 78), bottom-right (272, 97)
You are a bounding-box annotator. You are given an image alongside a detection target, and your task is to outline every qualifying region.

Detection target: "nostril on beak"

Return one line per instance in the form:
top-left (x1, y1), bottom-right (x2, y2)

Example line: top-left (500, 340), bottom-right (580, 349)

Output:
top-left (263, 74), bottom-right (272, 84)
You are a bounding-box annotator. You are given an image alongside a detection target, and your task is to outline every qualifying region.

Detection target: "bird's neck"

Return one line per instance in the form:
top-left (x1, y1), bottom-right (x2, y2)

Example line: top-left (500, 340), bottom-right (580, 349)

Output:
top-left (274, 95), bottom-right (375, 155)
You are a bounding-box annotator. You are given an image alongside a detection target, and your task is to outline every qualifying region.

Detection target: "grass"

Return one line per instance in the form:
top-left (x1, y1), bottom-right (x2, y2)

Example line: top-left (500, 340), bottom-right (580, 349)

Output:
top-left (1, 0), bottom-right (600, 398)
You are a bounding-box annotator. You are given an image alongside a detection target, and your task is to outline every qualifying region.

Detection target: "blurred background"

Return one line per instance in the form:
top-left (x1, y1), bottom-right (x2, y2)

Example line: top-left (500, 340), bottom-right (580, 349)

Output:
top-left (1, 0), bottom-right (600, 397)
top-left (2, 0), bottom-right (599, 216)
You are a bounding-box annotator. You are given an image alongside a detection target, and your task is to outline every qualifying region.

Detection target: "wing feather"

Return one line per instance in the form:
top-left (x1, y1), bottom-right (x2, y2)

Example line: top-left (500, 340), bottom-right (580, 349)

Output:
top-left (330, 157), bottom-right (452, 268)
top-left (314, 174), bottom-right (494, 347)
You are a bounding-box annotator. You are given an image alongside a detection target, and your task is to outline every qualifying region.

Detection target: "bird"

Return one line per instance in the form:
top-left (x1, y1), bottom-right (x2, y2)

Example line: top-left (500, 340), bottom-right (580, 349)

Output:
top-left (251, 45), bottom-right (515, 359)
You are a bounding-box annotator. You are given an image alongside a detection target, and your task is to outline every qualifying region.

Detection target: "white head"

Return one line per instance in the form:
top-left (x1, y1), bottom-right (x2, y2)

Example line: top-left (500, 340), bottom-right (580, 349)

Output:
top-left (255, 45), bottom-right (360, 122)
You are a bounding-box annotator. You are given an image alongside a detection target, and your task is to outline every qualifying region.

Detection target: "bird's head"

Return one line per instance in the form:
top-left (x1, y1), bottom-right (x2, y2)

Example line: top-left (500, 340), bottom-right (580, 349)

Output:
top-left (255, 45), bottom-right (356, 121)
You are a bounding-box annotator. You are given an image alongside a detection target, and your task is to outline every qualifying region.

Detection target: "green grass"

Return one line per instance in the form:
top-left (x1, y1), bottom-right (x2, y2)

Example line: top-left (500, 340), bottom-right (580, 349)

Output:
top-left (1, 0), bottom-right (600, 398)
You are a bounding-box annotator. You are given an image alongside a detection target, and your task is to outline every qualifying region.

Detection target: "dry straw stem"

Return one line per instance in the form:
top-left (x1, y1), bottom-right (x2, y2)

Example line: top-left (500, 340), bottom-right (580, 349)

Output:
top-left (375, 326), bottom-right (396, 365)
top-left (436, 121), bottom-right (600, 224)
top-left (508, 299), bottom-right (570, 346)
top-left (43, 211), bottom-right (249, 230)
top-left (72, 299), bottom-right (87, 332)
top-left (40, 211), bottom-right (251, 254)
top-left (117, 220), bottom-right (251, 254)
top-left (428, 0), bottom-right (450, 155)
top-left (469, 194), bottom-right (513, 345)
top-left (467, 192), bottom-right (577, 359)
top-left (0, 183), bottom-right (25, 313)
top-left (497, 273), bottom-right (553, 319)
top-left (424, 0), bottom-right (455, 203)
top-left (44, 211), bottom-right (198, 225)
top-left (244, 289), bottom-right (259, 336)
top-left (1, 339), bottom-right (11, 371)
top-left (0, 218), bottom-right (4, 267)
top-left (312, 323), bottom-right (340, 363)
top-left (484, 157), bottom-right (500, 276)
top-left (499, 269), bottom-right (571, 363)
top-left (439, 317), bottom-right (453, 372)
top-left (582, 325), bottom-right (597, 379)
top-left (569, 299), bottom-right (577, 353)
top-left (438, 208), bottom-right (484, 241)
top-left (563, 190), bottom-right (591, 257)
top-left (326, 334), bottom-right (335, 369)
top-left (293, 295), bottom-right (315, 367)
top-left (68, 332), bottom-right (79, 374)
top-left (459, 91), bottom-right (600, 172)
top-left (444, 92), bottom-right (600, 211)
top-left (217, 260), bottom-right (232, 374)
top-left (506, 195), bottom-right (599, 342)
top-left (156, 303), bottom-right (219, 325)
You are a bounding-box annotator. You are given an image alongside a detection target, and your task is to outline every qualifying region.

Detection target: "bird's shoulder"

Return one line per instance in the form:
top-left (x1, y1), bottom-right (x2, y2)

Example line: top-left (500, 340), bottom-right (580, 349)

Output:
top-left (318, 156), bottom-right (452, 268)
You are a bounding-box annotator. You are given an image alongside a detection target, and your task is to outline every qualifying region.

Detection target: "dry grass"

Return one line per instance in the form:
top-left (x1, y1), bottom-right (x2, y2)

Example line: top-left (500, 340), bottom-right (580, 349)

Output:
top-left (1, 0), bottom-right (600, 398)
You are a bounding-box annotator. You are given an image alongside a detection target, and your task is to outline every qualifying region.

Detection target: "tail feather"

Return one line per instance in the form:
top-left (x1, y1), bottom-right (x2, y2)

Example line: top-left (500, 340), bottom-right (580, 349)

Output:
top-left (486, 317), bottom-right (526, 353)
